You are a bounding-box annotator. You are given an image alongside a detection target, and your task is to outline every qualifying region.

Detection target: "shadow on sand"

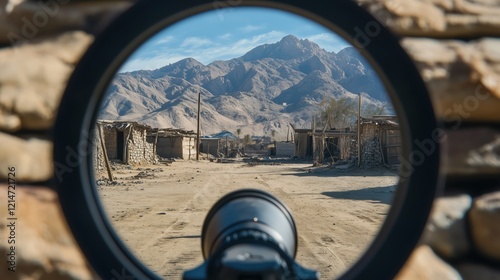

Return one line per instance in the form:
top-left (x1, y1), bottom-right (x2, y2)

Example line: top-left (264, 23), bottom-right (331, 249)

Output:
top-left (321, 185), bottom-right (396, 205)
top-left (280, 165), bottom-right (399, 178)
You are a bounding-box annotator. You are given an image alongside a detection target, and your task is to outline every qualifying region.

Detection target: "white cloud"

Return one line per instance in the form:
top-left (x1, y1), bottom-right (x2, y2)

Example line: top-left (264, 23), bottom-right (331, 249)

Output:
top-left (119, 31), bottom-right (295, 72)
top-left (218, 33), bottom-right (232, 40)
top-left (180, 37), bottom-right (214, 48)
top-left (200, 31), bottom-right (288, 62)
top-left (240, 24), bottom-right (266, 32)
top-left (152, 35), bottom-right (175, 45)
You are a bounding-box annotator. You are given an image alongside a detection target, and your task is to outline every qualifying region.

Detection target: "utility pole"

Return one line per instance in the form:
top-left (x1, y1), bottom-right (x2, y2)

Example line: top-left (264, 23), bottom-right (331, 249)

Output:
top-left (97, 123), bottom-right (113, 181)
top-left (357, 93), bottom-right (361, 167)
top-left (312, 115), bottom-right (316, 162)
top-left (196, 91), bottom-right (201, 161)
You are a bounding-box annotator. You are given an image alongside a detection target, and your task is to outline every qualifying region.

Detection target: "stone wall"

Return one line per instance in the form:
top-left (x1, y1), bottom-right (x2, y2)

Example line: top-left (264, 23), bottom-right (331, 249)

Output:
top-left (360, 124), bottom-right (383, 167)
top-left (353, 0), bottom-right (500, 279)
top-left (0, 1), bottom-right (132, 279)
top-left (127, 127), bottom-right (156, 165)
top-left (0, 0), bottom-right (498, 279)
top-left (102, 126), bottom-right (118, 160)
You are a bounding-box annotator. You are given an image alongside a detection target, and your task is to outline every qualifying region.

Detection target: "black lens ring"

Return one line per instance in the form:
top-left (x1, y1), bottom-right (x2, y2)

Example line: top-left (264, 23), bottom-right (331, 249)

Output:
top-left (54, 0), bottom-right (441, 279)
top-left (201, 188), bottom-right (299, 259)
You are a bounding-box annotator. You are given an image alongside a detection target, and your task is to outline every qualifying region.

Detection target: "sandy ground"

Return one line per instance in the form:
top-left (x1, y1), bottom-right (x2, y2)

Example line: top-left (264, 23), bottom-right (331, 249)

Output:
top-left (97, 159), bottom-right (398, 279)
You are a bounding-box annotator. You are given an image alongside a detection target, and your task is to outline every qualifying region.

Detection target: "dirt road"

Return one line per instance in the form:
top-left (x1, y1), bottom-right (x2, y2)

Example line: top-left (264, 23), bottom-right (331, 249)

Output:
top-left (97, 159), bottom-right (397, 279)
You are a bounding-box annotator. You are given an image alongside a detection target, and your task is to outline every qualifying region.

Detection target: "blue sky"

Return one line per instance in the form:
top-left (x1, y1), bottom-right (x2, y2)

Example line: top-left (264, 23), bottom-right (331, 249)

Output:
top-left (118, 7), bottom-right (352, 72)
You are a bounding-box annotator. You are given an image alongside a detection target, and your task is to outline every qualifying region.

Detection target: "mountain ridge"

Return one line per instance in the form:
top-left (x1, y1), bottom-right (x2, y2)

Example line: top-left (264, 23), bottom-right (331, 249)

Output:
top-left (100, 35), bottom-right (391, 138)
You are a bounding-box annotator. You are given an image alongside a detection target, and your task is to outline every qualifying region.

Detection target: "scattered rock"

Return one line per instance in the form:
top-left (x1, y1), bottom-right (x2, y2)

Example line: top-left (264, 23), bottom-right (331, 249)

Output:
top-left (134, 170), bottom-right (156, 179)
top-left (422, 194), bottom-right (472, 259)
top-left (96, 179), bottom-right (121, 187)
top-left (130, 180), bottom-right (143, 184)
top-left (395, 245), bottom-right (462, 280)
top-left (469, 191), bottom-right (500, 261)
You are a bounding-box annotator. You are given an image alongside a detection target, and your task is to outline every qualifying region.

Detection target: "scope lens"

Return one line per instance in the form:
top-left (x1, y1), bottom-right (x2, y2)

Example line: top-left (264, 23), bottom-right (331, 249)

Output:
top-left (202, 189), bottom-right (298, 260)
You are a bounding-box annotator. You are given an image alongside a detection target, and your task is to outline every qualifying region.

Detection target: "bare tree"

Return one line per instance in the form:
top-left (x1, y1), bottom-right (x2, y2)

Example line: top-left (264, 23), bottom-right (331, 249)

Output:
top-left (317, 97), bottom-right (357, 130)
top-left (362, 103), bottom-right (387, 117)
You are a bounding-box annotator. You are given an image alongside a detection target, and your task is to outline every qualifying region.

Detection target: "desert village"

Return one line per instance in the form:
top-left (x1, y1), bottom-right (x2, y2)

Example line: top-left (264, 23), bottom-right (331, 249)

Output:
top-left (94, 115), bottom-right (401, 279)
top-left (93, 116), bottom-right (401, 176)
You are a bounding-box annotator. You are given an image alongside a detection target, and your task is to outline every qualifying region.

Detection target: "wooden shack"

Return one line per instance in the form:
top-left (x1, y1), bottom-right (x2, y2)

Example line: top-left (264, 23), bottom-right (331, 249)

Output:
top-left (291, 116), bottom-right (401, 165)
top-left (292, 127), bottom-right (357, 161)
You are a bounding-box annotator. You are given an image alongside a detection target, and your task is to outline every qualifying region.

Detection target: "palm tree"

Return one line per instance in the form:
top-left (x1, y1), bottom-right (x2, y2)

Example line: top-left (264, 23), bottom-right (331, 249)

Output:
top-left (236, 128), bottom-right (241, 140)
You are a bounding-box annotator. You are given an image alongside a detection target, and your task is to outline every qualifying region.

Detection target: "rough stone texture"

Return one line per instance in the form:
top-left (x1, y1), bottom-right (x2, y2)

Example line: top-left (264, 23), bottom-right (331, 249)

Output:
top-left (0, 185), bottom-right (94, 280)
top-left (400, 37), bottom-right (500, 123)
top-left (0, 0), bottom-right (132, 46)
top-left (360, 124), bottom-right (383, 167)
top-left (466, 131), bottom-right (500, 168)
top-left (469, 191), bottom-right (500, 261)
top-left (0, 0), bottom-right (497, 279)
top-left (357, 0), bottom-right (500, 37)
top-left (395, 245), bottom-right (462, 280)
top-left (353, 1), bottom-right (500, 279)
top-left (422, 194), bottom-right (472, 259)
top-left (0, 132), bottom-right (52, 182)
top-left (127, 127), bottom-right (156, 165)
top-left (0, 31), bottom-right (92, 132)
top-left (456, 262), bottom-right (500, 280)
top-left (445, 127), bottom-right (500, 176)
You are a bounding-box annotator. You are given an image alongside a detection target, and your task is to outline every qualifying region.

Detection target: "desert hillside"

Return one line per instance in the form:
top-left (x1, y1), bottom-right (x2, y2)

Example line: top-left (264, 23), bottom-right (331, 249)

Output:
top-left (99, 35), bottom-right (391, 138)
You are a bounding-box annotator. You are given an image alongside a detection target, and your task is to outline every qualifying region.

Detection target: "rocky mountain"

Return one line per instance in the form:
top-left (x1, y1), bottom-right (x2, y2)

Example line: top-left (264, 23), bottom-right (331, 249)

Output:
top-left (99, 35), bottom-right (391, 138)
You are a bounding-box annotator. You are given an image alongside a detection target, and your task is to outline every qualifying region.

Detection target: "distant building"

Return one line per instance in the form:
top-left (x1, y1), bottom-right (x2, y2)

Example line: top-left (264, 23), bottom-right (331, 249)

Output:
top-left (147, 128), bottom-right (197, 160)
top-left (292, 127), bottom-right (356, 161)
top-left (275, 142), bottom-right (295, 157)
top-left (360, 116), bottom-right (401, 166)
top-left (291, 116), bottom-right (401, 165)
top-left (93, 121), bottom-right (198, 173)
top-left (200, 138), bottom-right (221, 157)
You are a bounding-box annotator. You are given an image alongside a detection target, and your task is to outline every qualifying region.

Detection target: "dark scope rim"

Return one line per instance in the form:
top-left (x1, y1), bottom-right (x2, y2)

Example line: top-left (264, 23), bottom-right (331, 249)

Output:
top-left (201, 188), bottom-right (299, 259)
top-left (53, 0), bottom-right (441, 279)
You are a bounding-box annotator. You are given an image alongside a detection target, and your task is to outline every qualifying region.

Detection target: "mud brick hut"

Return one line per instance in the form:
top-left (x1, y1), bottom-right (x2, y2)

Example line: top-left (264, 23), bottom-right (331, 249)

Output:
top-left (147, 128), bottom-right (197, 160)
top-left (94, 120), bottom-right (157, 168)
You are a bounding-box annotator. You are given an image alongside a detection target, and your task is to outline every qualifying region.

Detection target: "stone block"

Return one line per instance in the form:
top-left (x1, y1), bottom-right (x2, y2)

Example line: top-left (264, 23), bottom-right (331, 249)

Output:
top-left (469, 191), bottom-right (500, 261)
